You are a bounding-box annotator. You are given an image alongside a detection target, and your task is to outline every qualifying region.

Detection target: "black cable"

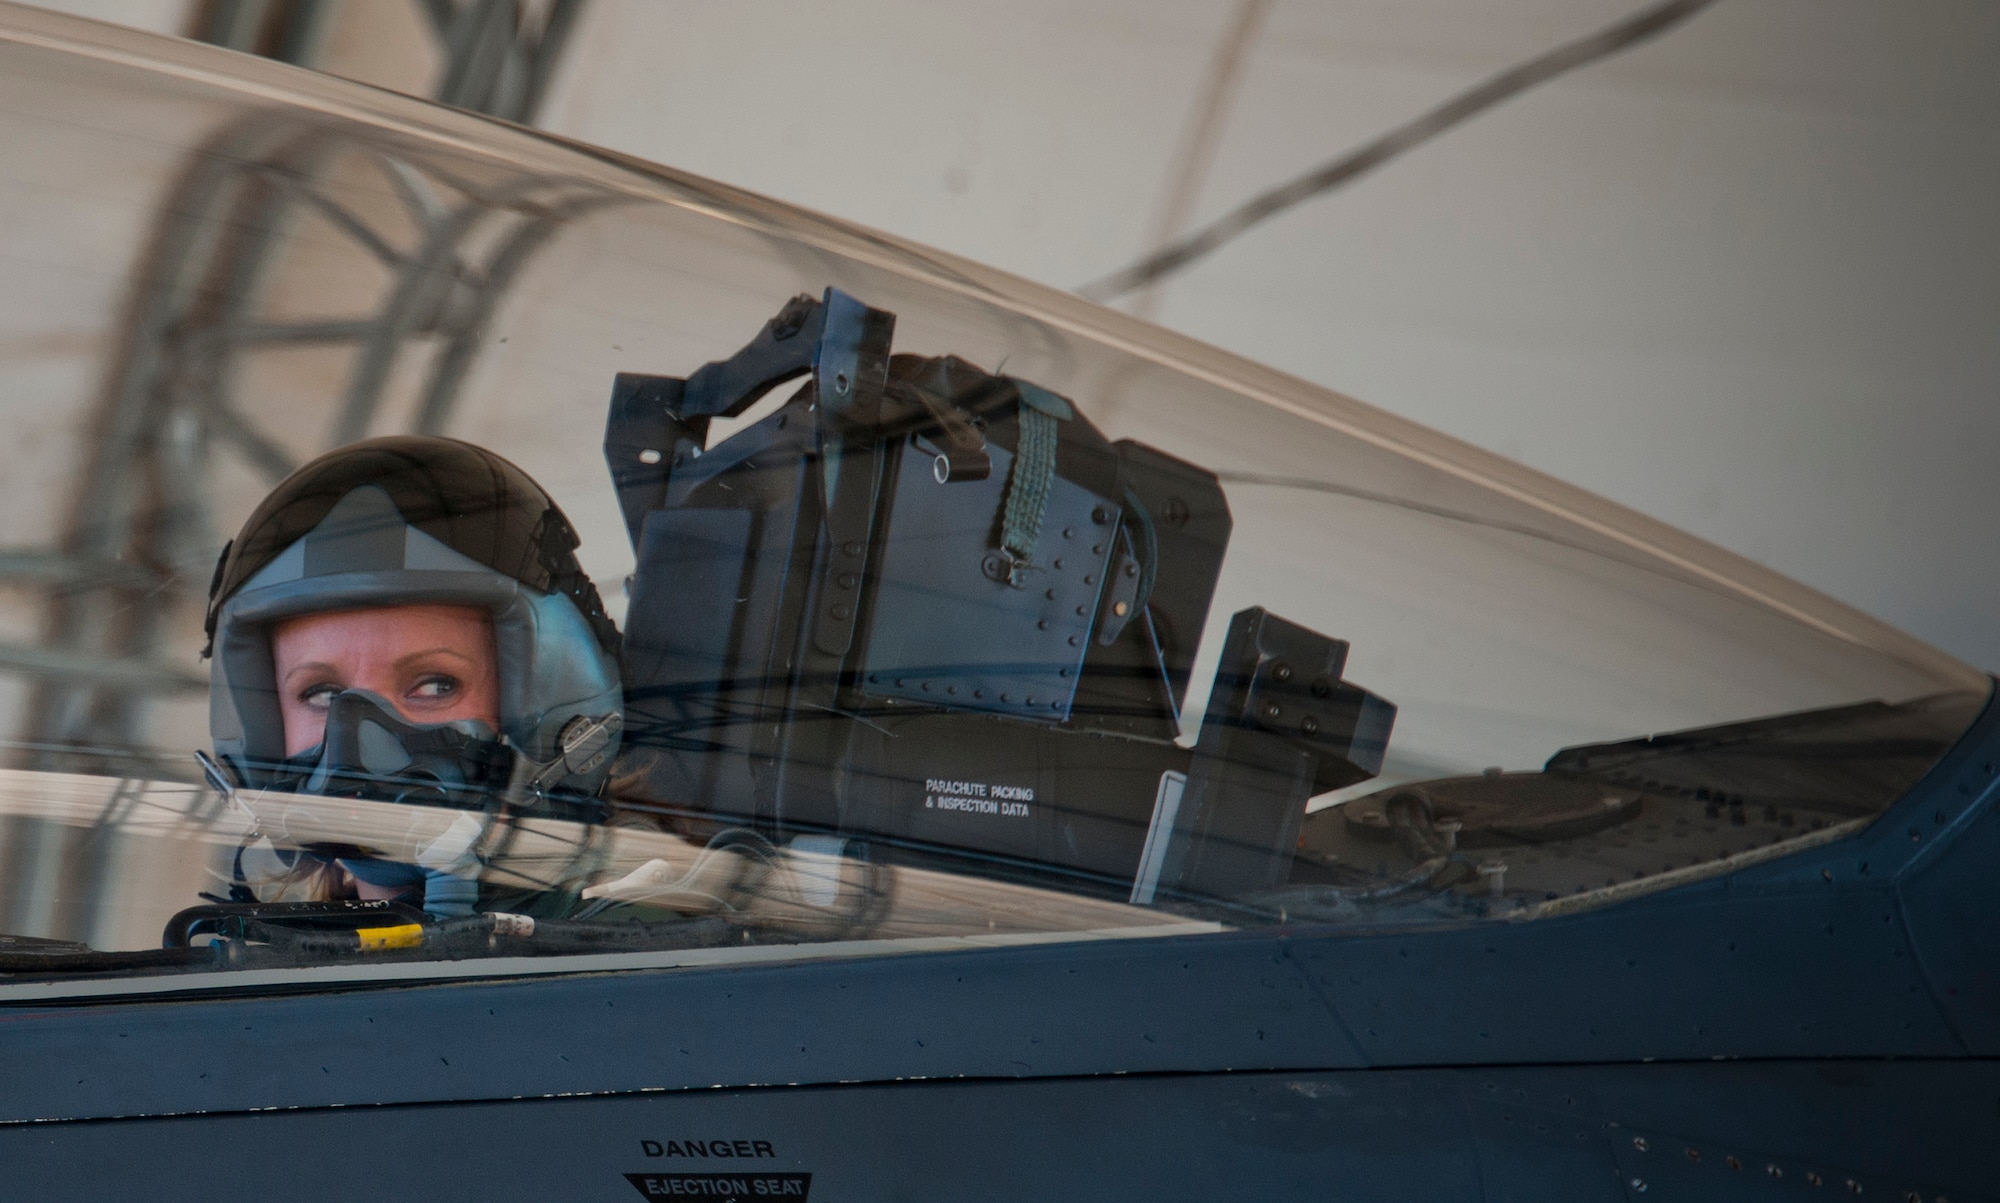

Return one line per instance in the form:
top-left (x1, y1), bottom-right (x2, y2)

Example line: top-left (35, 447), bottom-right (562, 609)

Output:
top-left (1077, 0), bottom-right (1724, 302)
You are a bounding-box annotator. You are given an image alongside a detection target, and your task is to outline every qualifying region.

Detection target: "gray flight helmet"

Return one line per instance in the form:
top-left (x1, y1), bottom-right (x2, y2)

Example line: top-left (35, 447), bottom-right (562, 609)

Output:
top-left (205, 436), bottom-right (623, 797)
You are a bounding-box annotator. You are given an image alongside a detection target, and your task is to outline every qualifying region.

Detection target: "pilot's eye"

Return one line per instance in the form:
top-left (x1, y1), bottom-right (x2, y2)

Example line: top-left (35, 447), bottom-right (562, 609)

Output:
top-left (297, 682), bottom-right (341, 711)
top-left (409, 675), bottom-right (461, 701)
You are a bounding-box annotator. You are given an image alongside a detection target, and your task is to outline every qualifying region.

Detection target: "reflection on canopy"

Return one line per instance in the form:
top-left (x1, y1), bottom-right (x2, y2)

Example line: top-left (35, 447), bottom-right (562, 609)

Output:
top-left (0, 7), bottom-right (1985, 994)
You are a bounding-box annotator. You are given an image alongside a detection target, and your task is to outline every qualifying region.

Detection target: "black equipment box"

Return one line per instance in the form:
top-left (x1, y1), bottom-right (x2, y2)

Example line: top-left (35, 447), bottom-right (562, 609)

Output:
top-left (605, 289), bottom-right (1394, 904)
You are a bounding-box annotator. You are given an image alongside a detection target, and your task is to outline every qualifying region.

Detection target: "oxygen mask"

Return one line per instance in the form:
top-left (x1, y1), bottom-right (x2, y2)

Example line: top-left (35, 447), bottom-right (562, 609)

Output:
top-left (282, 689), bottom-right (510, 810)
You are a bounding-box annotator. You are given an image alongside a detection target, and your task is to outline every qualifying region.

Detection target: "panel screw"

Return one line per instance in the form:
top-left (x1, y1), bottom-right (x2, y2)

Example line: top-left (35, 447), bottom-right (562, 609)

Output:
top-left (830, 603), bottom-right (851, 620)
top-left (1273, 662), bottom-right (1293, 682)
top-left (842, 541), bottom-right (863, 556)
top-left (1628, 1181), bottom-right (1646, 1194)
top-left (1631, 1137), bottom-right (1648, 1153)
top-left (1301, 716), bottom-right (1319, 735)
top-left (981, 553), bottom-right (1010, 583)
top-left (836, 573), bottom-right (858, 589)
top-left (1091, 507), bottom-right (1111, 525)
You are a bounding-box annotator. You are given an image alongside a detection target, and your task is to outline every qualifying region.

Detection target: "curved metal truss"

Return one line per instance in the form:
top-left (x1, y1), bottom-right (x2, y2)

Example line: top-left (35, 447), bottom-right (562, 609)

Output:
top-left (14, 111), bottom-right (619, 771)
top-left (195, 0), bottom-right (589, 127)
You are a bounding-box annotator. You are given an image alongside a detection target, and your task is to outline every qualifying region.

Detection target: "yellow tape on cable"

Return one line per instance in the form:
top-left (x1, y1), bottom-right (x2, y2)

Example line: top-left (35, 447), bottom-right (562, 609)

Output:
top-left (356, 923), bottom-right (425, 952)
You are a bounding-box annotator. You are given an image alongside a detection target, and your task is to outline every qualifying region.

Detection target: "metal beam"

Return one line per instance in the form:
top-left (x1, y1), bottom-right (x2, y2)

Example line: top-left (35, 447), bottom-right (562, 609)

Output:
top-left (0, 644), bottom-right (204, 694)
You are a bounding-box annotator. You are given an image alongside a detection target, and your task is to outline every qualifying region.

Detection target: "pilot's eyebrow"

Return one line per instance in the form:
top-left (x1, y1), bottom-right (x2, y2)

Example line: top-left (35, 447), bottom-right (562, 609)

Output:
top-left (278, 660), bottom-right (338, 686)
top-left (390, 646), bottom-right (480, 672)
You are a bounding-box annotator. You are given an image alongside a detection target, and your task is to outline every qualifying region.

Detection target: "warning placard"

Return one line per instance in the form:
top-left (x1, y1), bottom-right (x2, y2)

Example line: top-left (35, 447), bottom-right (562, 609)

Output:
top-left (624, 1173), bottom-right (811, 1200)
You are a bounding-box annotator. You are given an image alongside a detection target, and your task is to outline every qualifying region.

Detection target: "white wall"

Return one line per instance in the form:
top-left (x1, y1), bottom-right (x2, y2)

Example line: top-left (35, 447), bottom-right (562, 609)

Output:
top-left (15, 0), bottom-right (183, 34)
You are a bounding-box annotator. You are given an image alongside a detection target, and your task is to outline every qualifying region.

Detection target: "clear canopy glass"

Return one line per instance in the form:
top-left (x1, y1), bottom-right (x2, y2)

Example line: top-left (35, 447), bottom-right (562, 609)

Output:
top-left (0, 6), bottom-right (1984, 997)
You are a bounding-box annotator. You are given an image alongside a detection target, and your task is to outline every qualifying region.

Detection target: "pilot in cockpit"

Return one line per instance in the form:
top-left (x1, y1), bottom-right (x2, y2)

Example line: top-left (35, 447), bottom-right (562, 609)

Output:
top-left (192, 289), bottom-right (1389, 930)
top-left (200, 435), bottom-right (626, 916)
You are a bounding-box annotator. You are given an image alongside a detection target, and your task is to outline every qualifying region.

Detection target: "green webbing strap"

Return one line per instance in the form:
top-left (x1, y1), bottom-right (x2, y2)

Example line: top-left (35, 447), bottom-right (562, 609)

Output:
top-left (1001, 409), bottom-right (1057, 565)
top-left (999, 382), bottom-right (1073, 580)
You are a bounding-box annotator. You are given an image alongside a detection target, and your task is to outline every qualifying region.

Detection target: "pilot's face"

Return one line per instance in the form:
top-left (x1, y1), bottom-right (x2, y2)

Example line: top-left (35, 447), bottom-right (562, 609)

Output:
top-left (270, 603), bottom-right (501, 755)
